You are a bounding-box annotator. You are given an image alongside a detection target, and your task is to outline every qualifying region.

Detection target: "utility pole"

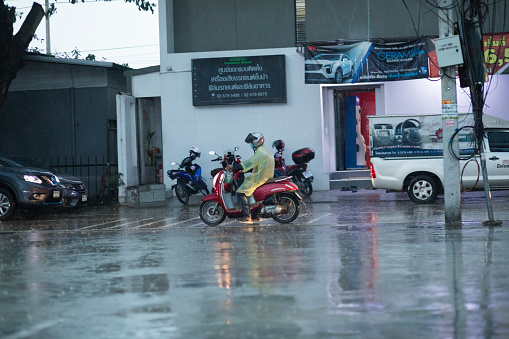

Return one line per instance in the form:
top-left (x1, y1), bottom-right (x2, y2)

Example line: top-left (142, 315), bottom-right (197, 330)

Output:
top-left (438, 0), bottom-right (461, 227)
top-left (45, 0), bottom-right (51, 55)
top-left (460, 0), bottom-right (501, 226)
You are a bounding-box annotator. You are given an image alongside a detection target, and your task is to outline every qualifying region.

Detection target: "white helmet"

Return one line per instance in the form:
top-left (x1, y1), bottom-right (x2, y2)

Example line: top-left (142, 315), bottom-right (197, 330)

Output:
top-left (190, 146), bottom-right (201, 158)
top-left (245, 132), bottom-right (264, 148)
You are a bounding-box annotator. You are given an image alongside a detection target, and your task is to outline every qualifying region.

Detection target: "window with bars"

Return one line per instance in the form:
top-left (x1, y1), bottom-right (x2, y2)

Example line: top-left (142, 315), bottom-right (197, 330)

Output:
top-left (295, 0), bottom-right (306, 43)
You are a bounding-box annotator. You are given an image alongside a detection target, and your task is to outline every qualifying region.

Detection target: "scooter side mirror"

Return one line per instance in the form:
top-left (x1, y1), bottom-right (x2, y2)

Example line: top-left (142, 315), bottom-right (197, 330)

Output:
top-left (234, 146), bottom-right (239, 151)
top-left (171, 162), bottom-right (177, 166)
top-left (208, 151), bottom-right (216, 156)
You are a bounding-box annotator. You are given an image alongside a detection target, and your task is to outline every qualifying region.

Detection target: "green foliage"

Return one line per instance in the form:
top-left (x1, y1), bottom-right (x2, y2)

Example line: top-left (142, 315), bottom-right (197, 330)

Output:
top-left (27, 47), bottom-right (43, 54)
top-left (145, 130), bottom-right (156, 151)
top-left (68, 0), bottom-right (156, 13)
top-left (86, 54), bottom-right (96, 61)
top-left (71, 47), bottom-right (80, 59)
top-left (108, 172), bottom-right (125, 190)
top-left (45, 3), bottom-right (57, 18)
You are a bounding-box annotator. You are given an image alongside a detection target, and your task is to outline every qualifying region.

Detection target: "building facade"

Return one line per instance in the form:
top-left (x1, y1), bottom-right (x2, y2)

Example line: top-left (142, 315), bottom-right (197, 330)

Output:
top-left (118, 0), bottom-right (509, 203)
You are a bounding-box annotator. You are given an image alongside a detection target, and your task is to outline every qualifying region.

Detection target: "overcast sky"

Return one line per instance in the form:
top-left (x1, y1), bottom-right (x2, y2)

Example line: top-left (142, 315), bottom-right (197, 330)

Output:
top-left (10, 0), bottom-right (160, 69)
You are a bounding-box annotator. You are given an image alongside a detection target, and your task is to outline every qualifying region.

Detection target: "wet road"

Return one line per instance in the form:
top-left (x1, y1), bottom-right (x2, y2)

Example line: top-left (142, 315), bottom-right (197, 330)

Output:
top-left (1, 190), bottom-right (509, 338)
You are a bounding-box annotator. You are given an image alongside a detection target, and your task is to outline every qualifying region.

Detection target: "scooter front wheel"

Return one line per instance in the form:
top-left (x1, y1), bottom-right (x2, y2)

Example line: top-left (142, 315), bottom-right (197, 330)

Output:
top-left (199, 200), bottom-right (226, 226)
top-left (273, 193), bottom-right (300, 223)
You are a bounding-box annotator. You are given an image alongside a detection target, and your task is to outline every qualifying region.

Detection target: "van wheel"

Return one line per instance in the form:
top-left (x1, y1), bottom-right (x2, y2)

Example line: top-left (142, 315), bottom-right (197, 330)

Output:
top-left (407, 175), bottom-right (438, 204)
top-left (0, 188), bottom-right (17, 221)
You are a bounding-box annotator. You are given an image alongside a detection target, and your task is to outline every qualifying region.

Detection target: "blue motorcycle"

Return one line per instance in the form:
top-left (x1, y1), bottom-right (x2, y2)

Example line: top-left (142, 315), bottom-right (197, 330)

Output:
top-left (167, 147), bottom-right (209, 204)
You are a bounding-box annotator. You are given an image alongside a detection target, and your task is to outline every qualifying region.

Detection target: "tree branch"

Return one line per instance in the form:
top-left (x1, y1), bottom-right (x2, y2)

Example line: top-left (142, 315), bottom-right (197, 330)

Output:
top-left (0, 2), bottom-right (44, 109)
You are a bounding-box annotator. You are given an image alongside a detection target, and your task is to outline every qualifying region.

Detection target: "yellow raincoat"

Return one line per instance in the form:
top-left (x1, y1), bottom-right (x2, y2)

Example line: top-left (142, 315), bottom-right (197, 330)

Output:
top-left (237, 144), bottom-right (275, 196)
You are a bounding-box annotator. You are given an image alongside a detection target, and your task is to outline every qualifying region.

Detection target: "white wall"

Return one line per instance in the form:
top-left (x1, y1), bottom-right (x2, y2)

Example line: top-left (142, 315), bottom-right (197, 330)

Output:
top-left (383, 76), bottom-right (509, 120)
top-left (159, 48), bottom-right (328, 191)
top-left (116, 94), bottom-right (139, 203)
top-left (131, 72), bottom-right (161, 98)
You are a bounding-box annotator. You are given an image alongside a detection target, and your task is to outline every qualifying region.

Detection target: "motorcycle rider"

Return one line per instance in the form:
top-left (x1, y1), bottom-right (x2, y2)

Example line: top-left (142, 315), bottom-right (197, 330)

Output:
top-left (227, 132), bottom-right (275, 224)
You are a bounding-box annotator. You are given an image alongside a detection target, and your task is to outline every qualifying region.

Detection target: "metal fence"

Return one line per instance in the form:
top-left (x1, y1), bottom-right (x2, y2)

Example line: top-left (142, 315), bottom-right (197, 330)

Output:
top-left (36, 156), bottom-right (119, 202)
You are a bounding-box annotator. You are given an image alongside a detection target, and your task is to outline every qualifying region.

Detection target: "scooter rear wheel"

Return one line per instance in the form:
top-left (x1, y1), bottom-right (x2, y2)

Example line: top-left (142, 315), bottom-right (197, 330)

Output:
top-left (273, 193), bottom-right (299, 223)
top-left (300, 180), bottom-right (313, 197)
top-left (199, 201), bottom-right (226, 226)
top-left (175, 182), bottom-right (189, 204)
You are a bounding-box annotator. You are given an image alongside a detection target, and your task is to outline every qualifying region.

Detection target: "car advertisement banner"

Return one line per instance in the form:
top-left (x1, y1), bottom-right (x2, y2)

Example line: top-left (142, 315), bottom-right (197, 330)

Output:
top-left (305, 38), bottom-right (429, 84)
top-left (369, 114), bottom-right (478, 158)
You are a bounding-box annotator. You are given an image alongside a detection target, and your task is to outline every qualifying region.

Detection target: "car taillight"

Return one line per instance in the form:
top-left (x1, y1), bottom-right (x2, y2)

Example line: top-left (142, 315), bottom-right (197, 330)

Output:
top-left (369, 163), bottom-right (376, 178)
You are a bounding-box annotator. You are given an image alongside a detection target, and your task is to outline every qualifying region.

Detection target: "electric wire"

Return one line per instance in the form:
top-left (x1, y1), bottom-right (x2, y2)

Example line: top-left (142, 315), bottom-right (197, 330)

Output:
top-left (417, 0), bottom-right (507, 161)
top-left (448, 125), bottom-right (477, 160)
top-left (460, 157), bottom-right (481, 191)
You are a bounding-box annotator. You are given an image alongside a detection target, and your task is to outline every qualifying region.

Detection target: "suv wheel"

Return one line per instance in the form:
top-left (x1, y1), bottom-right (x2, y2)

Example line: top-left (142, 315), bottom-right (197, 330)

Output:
top-left (0, 188), bottom-right (17, 221)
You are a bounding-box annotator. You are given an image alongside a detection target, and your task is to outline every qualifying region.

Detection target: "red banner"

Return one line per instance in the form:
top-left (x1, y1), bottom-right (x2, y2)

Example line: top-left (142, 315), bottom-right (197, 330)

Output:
top-left (430, 32), bottom-right (509, 78)
top-left (484, 33), bottom-right (509, 75)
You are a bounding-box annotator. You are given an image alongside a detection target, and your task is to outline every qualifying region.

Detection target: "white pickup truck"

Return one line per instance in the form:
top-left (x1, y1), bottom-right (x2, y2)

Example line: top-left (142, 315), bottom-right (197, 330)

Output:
top-left (368, 113), bottom-right (509, 203)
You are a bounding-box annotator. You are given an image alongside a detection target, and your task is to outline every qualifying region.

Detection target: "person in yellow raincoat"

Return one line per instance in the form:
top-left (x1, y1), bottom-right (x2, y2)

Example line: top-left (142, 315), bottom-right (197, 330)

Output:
top-left (228, 132), bottom-right (275, 224)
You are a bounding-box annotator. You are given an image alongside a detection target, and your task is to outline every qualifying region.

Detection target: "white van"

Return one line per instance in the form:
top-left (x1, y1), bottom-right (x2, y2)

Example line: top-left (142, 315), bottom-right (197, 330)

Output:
top-left (368, 114), bottom-right (509, 203)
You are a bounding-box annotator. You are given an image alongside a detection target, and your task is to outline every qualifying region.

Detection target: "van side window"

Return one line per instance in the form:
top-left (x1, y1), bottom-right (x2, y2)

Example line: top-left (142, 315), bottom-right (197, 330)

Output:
top-left (487, 131), bottom-right (509, 152)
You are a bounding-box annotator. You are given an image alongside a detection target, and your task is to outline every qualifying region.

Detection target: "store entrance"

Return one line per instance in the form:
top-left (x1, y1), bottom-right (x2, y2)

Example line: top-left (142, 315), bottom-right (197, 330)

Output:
top-left (334, 90), bottom-right (375, 170)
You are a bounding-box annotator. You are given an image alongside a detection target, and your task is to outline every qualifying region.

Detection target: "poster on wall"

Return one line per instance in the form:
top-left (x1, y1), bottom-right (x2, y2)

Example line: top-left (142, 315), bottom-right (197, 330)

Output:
top-left (192, 55), bottom-right (287, 106)
top-left (305, 38), bottom-right (430, 84)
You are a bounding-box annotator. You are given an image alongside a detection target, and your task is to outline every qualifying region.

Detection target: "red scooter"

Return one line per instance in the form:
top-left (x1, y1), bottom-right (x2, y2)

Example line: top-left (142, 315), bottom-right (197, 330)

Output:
top-left (199, 167), bottom-right (301, 226)
top-left (272, 140), bottom-right (315, 197)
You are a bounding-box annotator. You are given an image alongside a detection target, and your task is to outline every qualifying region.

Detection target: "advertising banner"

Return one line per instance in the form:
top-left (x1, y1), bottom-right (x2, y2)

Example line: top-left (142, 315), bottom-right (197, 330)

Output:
top-left (483, 32), bottom-right (509, 75)
top-left (305, 38), bottom-right (429, 84)
top-left (369, 114), bottom-right (477, 158)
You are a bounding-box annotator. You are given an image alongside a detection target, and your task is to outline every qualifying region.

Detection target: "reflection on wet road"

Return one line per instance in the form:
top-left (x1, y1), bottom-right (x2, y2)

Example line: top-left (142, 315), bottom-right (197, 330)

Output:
top-left (1, 190), bottom-right (509, 338)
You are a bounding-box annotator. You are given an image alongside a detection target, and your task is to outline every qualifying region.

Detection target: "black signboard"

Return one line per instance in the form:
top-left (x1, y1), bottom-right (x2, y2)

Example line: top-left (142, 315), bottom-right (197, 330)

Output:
top-left (192, 55), bottom-right (287, 106)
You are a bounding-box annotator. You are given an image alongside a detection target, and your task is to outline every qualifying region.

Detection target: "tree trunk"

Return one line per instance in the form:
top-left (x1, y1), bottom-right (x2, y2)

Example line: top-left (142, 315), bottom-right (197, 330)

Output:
top-left (0, 1), bottom-right (44, 109)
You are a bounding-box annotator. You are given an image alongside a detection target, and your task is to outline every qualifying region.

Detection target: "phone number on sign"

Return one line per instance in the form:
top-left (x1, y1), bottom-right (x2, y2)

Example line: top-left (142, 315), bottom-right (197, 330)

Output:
top-left (216, 92), bottom-right (268, 99)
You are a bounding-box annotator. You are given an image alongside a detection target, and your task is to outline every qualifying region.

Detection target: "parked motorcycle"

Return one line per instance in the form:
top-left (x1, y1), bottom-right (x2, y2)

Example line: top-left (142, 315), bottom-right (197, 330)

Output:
top-left (209, 147), bottom-right (242, 179)
top-left (272, 140), bottom-right (315, 197)
top-left (199, 167), bottom-right (301, 226)
top-left (167, 147), bottom-right (209, 204)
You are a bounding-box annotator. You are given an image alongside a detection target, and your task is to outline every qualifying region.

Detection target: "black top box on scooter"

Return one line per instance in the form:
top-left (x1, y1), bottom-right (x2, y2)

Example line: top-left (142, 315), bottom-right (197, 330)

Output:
top-left (292, 147), bottom-right (315, 164)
